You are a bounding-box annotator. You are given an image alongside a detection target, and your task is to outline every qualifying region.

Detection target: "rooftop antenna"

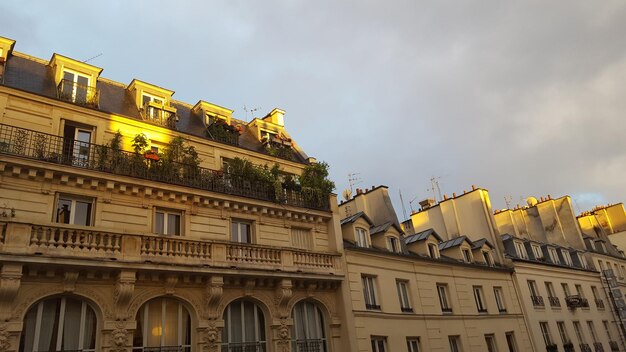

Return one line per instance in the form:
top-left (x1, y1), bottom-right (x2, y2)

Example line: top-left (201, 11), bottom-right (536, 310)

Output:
top-left (399, 189), bottom-right (408, 221)
top-left (408, 195), bottom-right (420, 213)
top-left (427, 176), bottom-right (442, 202)
top-left (504, 195), bottom-right (513, 209)
top-left (348, 173), bottom-right (362, 193)
top-left (243, 105), bottom-right (260, 120)
top-left (83, 53), bottom-right (103, 63)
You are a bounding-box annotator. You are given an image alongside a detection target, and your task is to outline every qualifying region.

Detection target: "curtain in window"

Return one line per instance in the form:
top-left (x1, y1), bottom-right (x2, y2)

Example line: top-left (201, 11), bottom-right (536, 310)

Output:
top-left (134, 297), bottom-right (192, 349)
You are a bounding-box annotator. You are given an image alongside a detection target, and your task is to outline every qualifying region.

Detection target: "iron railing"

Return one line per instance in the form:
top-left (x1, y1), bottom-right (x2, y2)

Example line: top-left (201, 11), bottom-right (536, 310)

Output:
top-left (144, 102), bottom-right (177, 129)
top-left (609, 341), bottom-right (619, 351)
top-left (548, 296), bottom-right (560, 307)
top-left (595, 342), bottom-right (606, 352)
top-left (0, 124), bottom-right (329, 211)
top-left (580, 343), bottom-right (592, 352)
top-left (531, 295), bottom-right (544, 307)
top-left (221, 342), bottom-right (266, 352)
top-left (596, 299), bottom-right (605, 309)
top-left (132, 346), bottom-right (191, 352)
top-left (401, 306), bottom-right (414, 313)
top-left (57, 79), bottom-right (100, 108)
top-left (207, 122), bottom-right (239, 146)
top-left (293, 339), bottom-right (326, 352)
top-left (365, 303), bottom-right (381, 310)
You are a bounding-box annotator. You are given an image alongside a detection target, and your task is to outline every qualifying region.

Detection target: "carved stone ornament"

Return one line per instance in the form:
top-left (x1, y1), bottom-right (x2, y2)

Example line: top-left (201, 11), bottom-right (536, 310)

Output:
top-left (205, 276), bottom-right (223, 319)
top-left (275, 279), bottom-right (293, 318)
top-left (202, 323), bottom-right (220, 352)
top-left (109, 322), bottom-right (129, 352)
top-left (0, 323), bottom-right (10, 351)
top-left (276, 319), bottom-right (291, 352)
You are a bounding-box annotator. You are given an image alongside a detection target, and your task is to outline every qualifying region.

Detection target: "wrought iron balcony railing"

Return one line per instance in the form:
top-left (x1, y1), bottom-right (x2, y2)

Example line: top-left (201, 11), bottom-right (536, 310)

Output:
top-left (365, 303), bottom-right (381, 310)
top-left (207, 122), bottom-right (240, 146)
top-left (609, 341), bottom-right (619, 351)
top-left (531, 295), bottom-right (544, 307)
top-left (548, 296), bottom-right (561, 307)
top-left (565, 295), bottom-right (589, 309)
top-left (596, 299), bottom-right (605, 309)
top-left (580, 343), bottom-right (592, 352)
top-left (132, 346), bottom-right (191, 352)
top-left (401, 306), bottom-right (414, 313)
top-left (0, 123), bottom-right (329, 211)
top-left (595, 342), bottom-right (606, 352)
top-left (57, 79), bottom-right (100, 108)
top-left (221, 342), bottom-right (266, 352)
top-left (293, 339), bottom-right (326, 352)
top-left (144, 102), bottom-right (177, 129)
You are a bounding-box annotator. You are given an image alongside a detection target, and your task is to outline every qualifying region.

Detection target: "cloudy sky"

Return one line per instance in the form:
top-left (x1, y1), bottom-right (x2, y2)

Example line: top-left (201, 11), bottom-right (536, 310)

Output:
top-left (3, 1), bottom-right (625, 219)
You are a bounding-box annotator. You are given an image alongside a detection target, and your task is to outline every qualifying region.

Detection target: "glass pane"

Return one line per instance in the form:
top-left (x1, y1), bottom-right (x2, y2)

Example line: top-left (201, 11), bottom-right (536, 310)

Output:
top-left (241, 223), bottom-right (250, 243)
top-left (147, 300), bottom-right (162, 347)
top-left (63, 71), bottom-right (75, 81)
top-left (39, 298), bottom-right (61, 351)
top-left (168, 214), bottom-right (180, 236)
top-left (231, 222), bottom-right (239, 242)
top-left (155, 212), bottom-right (165, 234)
top-left (56, 198), bottom-right (72, 224)
top-left (142, 95), bottom-right (151, 106)
top-left (83, 304), bottom-right (97, 349)
top-left (74, 201), bottom-right (92, 226)
top-left (62, 298), bottom-right (82, 350)
top-left (243, 301), bottom-right (255, 341)
top-left (163, 300), bottom-right (178, 346)
top-left (77, 75), bottom-right (89, 86)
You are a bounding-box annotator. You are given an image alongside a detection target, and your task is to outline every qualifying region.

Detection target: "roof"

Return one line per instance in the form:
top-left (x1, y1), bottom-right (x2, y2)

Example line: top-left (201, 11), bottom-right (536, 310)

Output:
top-left (340, 211), bottom-right (373, 226)
top-left (471, 238), bottom-right (494, 250)
top-left (438, 236), bottom-right (472, 251)
top-left (405, 228), bottom-right (443, 244)
top-left (369, 221), bottom-right (404, 236)
top-left (1, 53), bottom-right (308, 163)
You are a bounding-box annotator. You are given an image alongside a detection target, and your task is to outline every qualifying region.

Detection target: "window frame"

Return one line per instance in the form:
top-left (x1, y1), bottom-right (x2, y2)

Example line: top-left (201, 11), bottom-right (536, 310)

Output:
top-left (449, 335), bottom-right (462, 352)
top-left (494, 287), bottom-right (507, 313)
top-left (387, 236), bottom-right (399, 253)
top-left (587, 320), bottom-right (598, 342)
top-left (61, 69), bottom-right (91, 103)
top-left (428, 243), bottom-right (439, 259)
top-left (396, 280), bottom-right (412, 312)
top-left (531, 244), bottom-right (543, 259)
top-left (154, 208), bottom-right (183, 236)
top-left (362, 276), bottom-right (380, 310)
top-left (557, 321), bottom-right (570, 344)
top-left (483, 250), bottom-right (494, 266)
top-left (514, 241), bottom-right (527, 259)
top-left (231, 219), bottom-right (253, 244)
top-left (55, 193), bottom-right (95, 226)
top-left (371, 336), bottom-right (387, 352)
top-left (292, 227), bottom-right (313, 250)
top-left (406, 337), bottom-right (421, 352)
top-left (473, 286), bottom-right (487, 313)
top-left (505, 332), bottom-right (518, 352)
top-left (573, 321), bottom-right (585, 344)
top-left (437, 283), bottom-right (452, 313)
top-left (548, 247), bottom-right (560, 264)
top-left (562, 249), bottom-right (572, 266)
top-left (484, 334), bottom-right (498, 352)
top-left (539, 321), bottom-right (554, 346)
top-left (355, 227), bottom-right (369, 248)
top-left (462, 248), bottom-right (473, 263)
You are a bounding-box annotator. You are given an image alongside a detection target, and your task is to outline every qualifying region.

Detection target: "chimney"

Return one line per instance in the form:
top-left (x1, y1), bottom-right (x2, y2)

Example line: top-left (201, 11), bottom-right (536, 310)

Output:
top-left (471, 185), bottom-right (476, 190)
top-left (419, 199), bottom-right (436, 210)
top-left (443, 194), bottom-right (448, 200)
top-left (263, 108), bottom-right (285, 126)
top-left (453, 192), bottom-right (457, 198)
top-left (356, 189), bottom-right (362, 195)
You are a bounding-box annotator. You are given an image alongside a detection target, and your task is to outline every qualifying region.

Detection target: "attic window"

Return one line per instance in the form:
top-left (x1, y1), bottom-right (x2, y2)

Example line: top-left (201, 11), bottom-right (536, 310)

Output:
top-left (462, 249), bottom-right (473, 263)
top-left (514, 241), bottom-right (527, 259)
top-left (483, 251), bottom-right (494, 266)
top-left (387, 237), bottom-right (399, 253)
top-left (260, 130), bottom-right (277, 143)
top-left (428, 243), bottom-right (439, 259)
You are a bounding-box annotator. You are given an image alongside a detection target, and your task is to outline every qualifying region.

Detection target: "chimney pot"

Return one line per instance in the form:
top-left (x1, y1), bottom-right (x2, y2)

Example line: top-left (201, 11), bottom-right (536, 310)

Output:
top-left (453, 192), bottom-right (457, 198)
top-left (471, 185), bottom-right (476, 190)
top-left (443, 194), bottom-right (448, 200)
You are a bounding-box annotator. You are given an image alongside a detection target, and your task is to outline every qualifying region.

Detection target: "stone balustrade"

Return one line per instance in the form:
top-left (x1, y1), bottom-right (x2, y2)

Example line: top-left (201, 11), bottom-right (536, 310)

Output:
top-left (0, 221), bottom-right (341, 275)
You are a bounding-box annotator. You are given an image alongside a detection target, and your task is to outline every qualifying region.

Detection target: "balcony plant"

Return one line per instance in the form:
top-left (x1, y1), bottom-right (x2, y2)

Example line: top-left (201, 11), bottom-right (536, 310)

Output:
top-left (299, 161), bottom-right (335, 207)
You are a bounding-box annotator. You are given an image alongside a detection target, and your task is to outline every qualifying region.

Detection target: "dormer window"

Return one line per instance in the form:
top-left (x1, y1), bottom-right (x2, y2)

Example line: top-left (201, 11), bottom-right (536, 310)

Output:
top-left (531, 244), bottom-right (543, 260)
top-left (128, 79), bottom-right (177, 129)
top-left (49, 54), bottom-right (102, 108)
top-left (482, 251), bottom-right (494, 266)
top-left (387, 237), bottom-right (399, 253)
top-left (548, 247), bottom-right (560, 264)
top-left (597, 241), bottom-right (607, 253)
top-left (462, 249), bottom-right (473, 263)
top-left (561, 250), bottom-right (572, 266)
top-left (428, 243), bottom-right (439, 259)
top-left (356, 228), bottom-right (369, 248)
top-left (514, 241), bottom-right (527, 259)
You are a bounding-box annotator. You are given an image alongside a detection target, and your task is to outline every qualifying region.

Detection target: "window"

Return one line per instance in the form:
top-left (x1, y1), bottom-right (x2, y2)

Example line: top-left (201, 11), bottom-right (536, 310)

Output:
top-left (397, 280), bottom-right (412, 312)
top-left (231, 219), bottom-right (252, 243)
top-left (505, 332), bottom-right (518, 352)
top-left (437, 284), bottom-right (452, 313)
top-left (292, 301), bottom-right (327, 352)
top-left (155, 209), bottom-right (182, 236)
top-left (528, 281), bottom-right (543, 306)
top-left (407, 338), bottom-right (421, 352)
top-left (603, 320), bottom-right (613, 340)
top-left (545, 282), bottom-right (556, 297)
top-left (562, 283), bottom-right (571, 297)
top-left (61, 70), bottom-right (90, 104)
top-left (134, 298), bottom-right (191, 351)
top-left (531, 244), bottom-right (543, 259)
top-left (371, 336), bottom-right (387, 352)
top-left (483, 251), bottom-right (494, 266)
top-left (557, 321), bottom-right (570, 344)
top-left (428, 243), bottom-right (439, 258)
top-left (548, 247), bottom-right (560, 264)
top-left (449, 336), bottom-right (462, 352)
top-left (63, 123), bottom-right (93, 168)
top-left (562, 250), bottom-right (572, 265)
top-left (494, 287), bottom-right (506, 313)
top-left (21, 297), bottom-right (97, 352)
top-left (473, 286), bottom-right (487, 313)
top-left (587, 321), bottom-right (598, 342)
top-left (575, 284), bottom-right (585, 298)
top-left (223, 300), bottom-right (266, 352)
top-left (55, 194), bottom-right (94, 226)
top-left (356, 228), bottom-right (369, 248)
top-left (485, 334), bottom-right (498, 352)
top-left (362, 276), bottom-right (379, 310)
top-left (573, 321), bottom-right (585, 343)
top-left (539, 322), bottom-right (554, 346)
top-left (387, 237), bottom-right (399, 253)
top-left (462, 249), bottom-right (472, 263)
top-left (293, 228), bottom-right (313, 250)
top-left (514, 241), bottom-right (527, 259)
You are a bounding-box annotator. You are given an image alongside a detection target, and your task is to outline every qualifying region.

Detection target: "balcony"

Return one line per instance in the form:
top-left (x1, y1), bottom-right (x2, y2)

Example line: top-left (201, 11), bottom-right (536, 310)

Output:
top-left (220, 342), bottom-right (266, 352)
top-left (548, 296), bottom-right (561, 308)
top-left (0, 123), bottom-right (330, 211)
top-left (580, 344), bottom-right (592, 352)
top-left (0, 222), bottom-right (341, 275)
top-left (609, 341), bottom-right (619, 351)
top-left (596, 298), bottom-right (605, 309)
top-left (293, 339), bottom-right (326, 352)
top-left (143, 101), bottom-right (177, 129)
top-left (531, 295), bottom-right (545, 307)
top-left (564, 343), bottom-right (575, 352)
top-left (565, 295), bottom-right (589, 309)
top-left (57, 79), bottom-right (100, 108)
top-left (546, 344), bottom-right (558, 352)
top-left (206, 122), bottom-right (239, 146)
top-left (595, 342), bottom-right (605, 352)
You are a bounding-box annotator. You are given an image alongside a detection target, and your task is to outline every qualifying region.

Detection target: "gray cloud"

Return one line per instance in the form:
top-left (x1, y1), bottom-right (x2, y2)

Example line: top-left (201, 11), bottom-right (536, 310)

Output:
top-left (2, 0), bottom-right (625, 216)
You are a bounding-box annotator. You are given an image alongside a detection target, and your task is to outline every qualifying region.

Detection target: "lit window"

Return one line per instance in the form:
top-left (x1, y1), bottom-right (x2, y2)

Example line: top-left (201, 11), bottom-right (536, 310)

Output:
top-left (407, 337), bottom-right (421, 352)
top-left (155, 209), bottom-right (182, 236)
top-left (292, 227), bottom-right (313, 250)
top-left (356, 228), bottom-right (369, 248)
top-left (473, 286), bottom-right (487, 313)
top-left (371, 336), bottom-right (387, 352)
top-left (55, 194), bottom-right (94, 226)
top-left (437, 284), bottom-right (452, 313)
top-left (231, 220), bottom-right (252, 243)
top-left (485, 334), bottom-right (497, 352)
top-left (21, 297), bottom-right (97, 352)
top-left (396, 280), bottom-right (412, 312)
top-left (362, 276), bottom-right (379, 310)
top-left (494, 287), bottom-right (507, 313)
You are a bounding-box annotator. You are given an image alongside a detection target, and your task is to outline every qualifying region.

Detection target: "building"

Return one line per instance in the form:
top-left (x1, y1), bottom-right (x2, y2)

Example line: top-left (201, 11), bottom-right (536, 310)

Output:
top-left (0, 36), bottom-right (347, 352)
top-left (339, 186), bottom-right (533, 352)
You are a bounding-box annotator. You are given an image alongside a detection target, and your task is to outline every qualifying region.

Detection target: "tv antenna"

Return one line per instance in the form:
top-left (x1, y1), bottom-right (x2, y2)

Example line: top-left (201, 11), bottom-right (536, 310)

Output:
top-left (399, 189), bottom-right (408, 221)
top-left (427, 176), bottom-right (442, 202)
top-left (348, 173), bottom-right (362, 193)
top-left (83, 53), bottom-right (103, 63)
top-left (504, 195), bottom-right (513, 209)
top-left (243, 105), bottom-right (260, 120)
top-left (408, 195), bottom-right (420, 213)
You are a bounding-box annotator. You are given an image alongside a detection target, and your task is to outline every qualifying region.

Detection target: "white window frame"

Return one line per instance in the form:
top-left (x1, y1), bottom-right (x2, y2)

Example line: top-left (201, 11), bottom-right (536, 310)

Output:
top-left (548, 247), bottom-right (560, 264)
top-left (505, 332), bottom-right (518, 352)
top-left (514, 241), bottom-right (527, 259)
top-left (356, 227), bottom-right (369, 248)
top-left (557, 321), bottom-right (570, 344)
top-left (494, 287), bottom-right (506, 312)
top-left (474, 286), bottom-right (486, 312)
top-left (531, 244), bottom-right (543, 259)
top-left (407, 337), bottom-right (421, 352)
top-left (562, 249), bottom-right (572, 266)
top-left (371, 336), bottom-right (387, 352)
top-left (485, 334), bottom-right (498, 352)
top-left (483, 250), bottom-right (494, 266)
top-left (223, 300), bottom-right (266, 349)
top-left (428, 243), bottom-right (439, 259)
top-left (562, 283), bottom-right (571, 297)
top-left (292, 301), bottom-right (327, 351)
top-left (540, 322), bottom-right (553, 346)
top-left (449, 336), bottom-right (462, 352)
top-left (154, 208), bottom-right (182, 236)
top-left (462, 249), bottom-right (473, 263)
top-left (396, 280), bottom-right (412, 312)
top-left (387, 236), bottom-right (399, 253)
top-left (362, 276), bottom-right (379, 309)
top-left (62, 69), bottom-right (91, 103)
top-left (437, 284), bottom-right (452, 312)
top-left (231, 219), bottom-right (253, 243)
top-left (55, 194), bottom-right (94, 226)
top-left (527, 280), bottom-right (539, 297)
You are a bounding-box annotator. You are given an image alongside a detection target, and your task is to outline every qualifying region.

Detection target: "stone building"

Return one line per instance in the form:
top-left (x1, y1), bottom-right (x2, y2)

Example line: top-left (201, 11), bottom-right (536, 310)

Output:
top-left (0, 36), bottom-right (346, 352)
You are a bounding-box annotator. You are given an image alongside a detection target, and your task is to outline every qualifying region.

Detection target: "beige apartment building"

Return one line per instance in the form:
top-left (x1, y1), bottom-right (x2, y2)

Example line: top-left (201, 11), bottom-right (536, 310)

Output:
top-left (339, 186), bottom-right (533, 352)
top-left (0, 36), bottom-right (347, 352)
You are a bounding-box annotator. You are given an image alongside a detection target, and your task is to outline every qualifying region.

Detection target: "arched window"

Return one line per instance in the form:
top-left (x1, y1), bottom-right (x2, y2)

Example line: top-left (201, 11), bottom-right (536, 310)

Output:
top-left (292, 301), bottom-right (327, 352)
top-left (222, 300), bottom-right (266, 352)
top-left (20, 296), bottom-right (97, 352)
top-left (133, 298), bottom-right (191, 351)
